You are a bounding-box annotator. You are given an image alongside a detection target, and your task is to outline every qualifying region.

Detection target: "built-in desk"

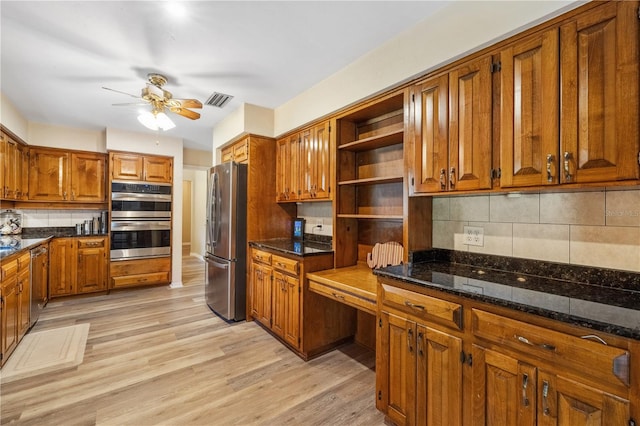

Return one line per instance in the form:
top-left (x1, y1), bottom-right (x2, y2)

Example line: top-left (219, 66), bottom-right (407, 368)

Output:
top-left (307, 263), bottom-right (377, 315)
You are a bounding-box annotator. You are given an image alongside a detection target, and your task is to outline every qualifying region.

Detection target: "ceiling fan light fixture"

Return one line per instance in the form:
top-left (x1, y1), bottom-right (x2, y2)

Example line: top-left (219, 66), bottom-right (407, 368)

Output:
top-left (137, 110), bottom-right (175, 131)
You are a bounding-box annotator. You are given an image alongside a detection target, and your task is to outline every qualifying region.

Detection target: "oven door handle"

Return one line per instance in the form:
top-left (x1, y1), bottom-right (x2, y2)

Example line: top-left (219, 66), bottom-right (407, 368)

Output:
top-left (111, 221), bottom-right (171, 231)
top-left (111, 192), bottom-right (172, 202)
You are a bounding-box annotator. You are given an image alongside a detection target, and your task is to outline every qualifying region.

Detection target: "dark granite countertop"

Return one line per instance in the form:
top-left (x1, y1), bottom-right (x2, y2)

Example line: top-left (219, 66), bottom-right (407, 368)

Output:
top-left (374, 249), bottom-right (640, 341)
top-left (0, 236), bottom-right (52, 261)
top-left (249, 238), bottom-right (333, 257)
top-left (22, 227), bottom-right (109, 239)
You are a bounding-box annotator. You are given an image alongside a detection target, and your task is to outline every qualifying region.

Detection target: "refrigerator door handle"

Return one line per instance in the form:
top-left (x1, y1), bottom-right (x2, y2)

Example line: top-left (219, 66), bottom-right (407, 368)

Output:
top-left (208, 257), bottom-right (230, 269)
top-left (213, 171), bottom-right (221, 246)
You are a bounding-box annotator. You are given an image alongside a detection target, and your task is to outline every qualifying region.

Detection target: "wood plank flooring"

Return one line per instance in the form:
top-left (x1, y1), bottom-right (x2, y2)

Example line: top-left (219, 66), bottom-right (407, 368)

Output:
top-left (0, 258), bottom-right (385, 426)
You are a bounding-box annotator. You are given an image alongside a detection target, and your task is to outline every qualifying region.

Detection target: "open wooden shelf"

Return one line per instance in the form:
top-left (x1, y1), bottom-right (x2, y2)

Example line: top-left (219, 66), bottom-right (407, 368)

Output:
top-left (338, 128), bottom-right (403, 152)
top-left (338, 176), bottom-right (403, 186)
top-left (337, 214), bottom-right (403, 221)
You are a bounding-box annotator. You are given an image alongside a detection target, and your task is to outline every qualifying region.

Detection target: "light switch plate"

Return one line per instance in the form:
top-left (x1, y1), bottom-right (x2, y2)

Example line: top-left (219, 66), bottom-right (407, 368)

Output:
top-left (463, 226), bottom-right (484, 246)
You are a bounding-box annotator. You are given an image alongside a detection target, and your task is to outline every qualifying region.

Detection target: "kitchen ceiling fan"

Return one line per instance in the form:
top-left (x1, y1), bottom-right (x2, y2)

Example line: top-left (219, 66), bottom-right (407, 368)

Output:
top-left (103, 73), bottom-right (202, 131)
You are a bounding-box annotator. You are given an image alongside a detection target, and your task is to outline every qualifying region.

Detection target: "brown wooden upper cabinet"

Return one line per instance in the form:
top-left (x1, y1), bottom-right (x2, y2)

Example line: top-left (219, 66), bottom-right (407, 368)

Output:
top-left (221, 139), bottom-right (249, 164)
top-left (0, 131), bottom-right (29, 200)
top-left (501, 1), bottom-right (638, 188)
top-left (276, 120), bottom-right (331, 202)
top-left (110, 151), bottom-right (172, 183)
top-left (276, 132), bottom-right (302, 202)
top-left (29, 147), bottom-right (106, 202)
top-left (411, 55), bottom-right (493, 194)
top-left (559, 1), bottom-right (639, 184)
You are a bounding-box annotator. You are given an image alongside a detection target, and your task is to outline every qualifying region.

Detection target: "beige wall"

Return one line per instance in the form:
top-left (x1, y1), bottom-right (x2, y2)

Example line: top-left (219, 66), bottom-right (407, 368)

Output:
top-left (183, 168), bottom-right (207, 258)
top-left (212, 103), bottom-right (274, 155)
top-left (28, 122), bottom-right (106, 152)
top-left (432, 188), bottom-right (640, 273)
top-left (184, 147), bottom-right (212, 168)
top-left (1, 92), bottom-right (28, 140)
top-left (273, 1), bottom-right (579, 135)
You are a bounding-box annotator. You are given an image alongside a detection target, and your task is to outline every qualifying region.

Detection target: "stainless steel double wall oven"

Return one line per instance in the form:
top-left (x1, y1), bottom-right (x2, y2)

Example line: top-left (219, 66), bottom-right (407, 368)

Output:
top-left (110, 181), bottom-right (172, 260)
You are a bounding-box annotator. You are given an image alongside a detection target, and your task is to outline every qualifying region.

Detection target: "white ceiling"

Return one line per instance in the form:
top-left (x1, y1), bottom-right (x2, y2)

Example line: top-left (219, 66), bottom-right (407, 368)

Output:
top-left (0, 1), bottom-right (448, 152)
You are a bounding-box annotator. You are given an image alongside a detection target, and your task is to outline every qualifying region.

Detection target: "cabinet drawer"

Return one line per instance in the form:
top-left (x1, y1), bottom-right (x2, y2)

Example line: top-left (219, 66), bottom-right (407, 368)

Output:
top-left (309, 278), bottom-right (376, 315)
top-left (472, 309), bottom-right (630, 387)
top-left (77, 238), bottom-right (105, 249)
top-left (252, 249), bottom-right (272, 265)
top-left (17, 252), bottom-right (31, 272)
top-left (272, 254), bottom-right (298, 275)
top-left (380, 283), bottom-right (463, 330)
top-left (1, 259), bottom-right (18, 281)
top-left (111, 272), bottom-right (170, 289)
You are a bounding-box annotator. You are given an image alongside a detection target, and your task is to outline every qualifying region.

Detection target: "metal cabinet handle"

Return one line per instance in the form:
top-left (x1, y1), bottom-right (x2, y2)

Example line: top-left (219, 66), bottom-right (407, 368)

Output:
top-left (63, 191), bottom-right (68, 200)
top-left (71, 190), bottom-right (76, 200)
top-left (417, 331), bottom-right (424, 357)
top-left (563, 152), bottom-right (572, 182)
top-left (580, 334), bottom-right (607, 345)
top-left (331, 292), bottom-right (345, 300)
top-left (449, 167), bottom-right (456, 188)
top-left (405, 300), bottom-right (425, 310)
top-left (522, 374), bottom-right (530, 407)
top-left (515, 335), bottom-right (556, 351)
top-left (542, 380), bottom-right (551, 415)
top-left (407, 328), bottom-right (414, 353)
top-left (439, 168), bottom-right (446, 190)
top-left (546, 154), bottom-right (554, 182)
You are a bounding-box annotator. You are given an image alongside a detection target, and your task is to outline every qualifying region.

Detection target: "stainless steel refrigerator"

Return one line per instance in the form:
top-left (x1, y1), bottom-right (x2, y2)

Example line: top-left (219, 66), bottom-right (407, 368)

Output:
top-left (205, 162), bottom-right (247, 321)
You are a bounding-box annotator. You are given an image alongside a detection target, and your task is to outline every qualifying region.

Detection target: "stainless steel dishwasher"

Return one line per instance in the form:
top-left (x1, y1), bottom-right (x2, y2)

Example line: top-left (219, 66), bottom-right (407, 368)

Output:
top-left (30, 244), bottom-right (49, 327)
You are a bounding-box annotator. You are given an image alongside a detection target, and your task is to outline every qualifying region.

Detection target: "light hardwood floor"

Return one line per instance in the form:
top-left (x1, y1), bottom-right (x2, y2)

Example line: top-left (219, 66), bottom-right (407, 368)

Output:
top-left (0, 258), bottom-right (385, 425)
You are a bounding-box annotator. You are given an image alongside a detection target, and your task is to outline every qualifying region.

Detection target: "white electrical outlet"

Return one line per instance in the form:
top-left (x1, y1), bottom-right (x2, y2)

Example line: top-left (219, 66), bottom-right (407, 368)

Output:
top-left (463, 226), bottom-right (484, 246)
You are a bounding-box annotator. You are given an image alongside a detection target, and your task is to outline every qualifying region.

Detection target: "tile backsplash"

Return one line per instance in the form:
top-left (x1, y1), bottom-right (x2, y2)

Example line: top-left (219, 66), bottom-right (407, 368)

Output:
top-left (432, 187), bottom-right (640, 273)
top-left (296, 201), bottom-right (333, 238)
top-left (19, 209), bottom-right (102, 229)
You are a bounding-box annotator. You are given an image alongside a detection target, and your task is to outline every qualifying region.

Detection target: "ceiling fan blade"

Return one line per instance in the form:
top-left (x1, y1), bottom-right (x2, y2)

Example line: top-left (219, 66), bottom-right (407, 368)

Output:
top-left (172, 98), bottom-right (203, 109)
top-left (169, 107), bottom-right (200, 120)
top-left (112, 102), bottom-right (148, 106)
top-left (102, 86), bottom-right (140, 99)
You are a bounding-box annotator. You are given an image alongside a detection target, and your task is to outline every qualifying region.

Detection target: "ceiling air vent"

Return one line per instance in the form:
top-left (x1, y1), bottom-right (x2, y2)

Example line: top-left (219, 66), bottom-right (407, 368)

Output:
top-left (205, 92), bottom-right (234, 108)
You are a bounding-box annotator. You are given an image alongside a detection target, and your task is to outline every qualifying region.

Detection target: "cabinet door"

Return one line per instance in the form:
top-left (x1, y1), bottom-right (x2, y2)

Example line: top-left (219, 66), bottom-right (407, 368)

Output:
top-left (29, 148), bottom-right (70, 200)
top-left (143, 156), bottom-right (172, 183)
top-left (111, 153), bottom-right (143, 181)
top-left (416, 325), bottom-right (463, 426)
top-left (282, 273), bottom-right (300, 350)
top-left (18, 145), bottom-right (29, 200)
top-left (537, 371), bottom-right (629, 426)
top-left (271, 271), bottom-right (286, 338)
top-left (472, 345), bottom-right (537, 426)
top-left (301, 122), bottom-right (331, 200)
top-left (500, 28), bottom-right (559, 188)
top-left (560, 1), bottom-right (639, 184)
top-left (1, 262), bottom-right (19, 361)
top-left (276, 134), bottom-right (301, 202)
top-left (221, 147), bottom-right (233, 162)
top-left (49, 238), bottom-right (76, 297)
top-left (76, 239), bottom-right (107, 293)
top-left (412, 74), bottom-right (449, 193)
top-left (250, 262), bottom-right (272, 327)
top-left (4, 138), bottom-right (18, 199)
top-left (17, 267), bottom-right (30, 338)
top-left (449, 56), bottom-right (493, 191)
top-left (233, 140), bottom-right (249, 164)
top-left (0, 134), bottom-right (5, 198)
top-left (71, 152), bottom-right (106, 202)
top-left (377, 311), bottom-right (416, 426)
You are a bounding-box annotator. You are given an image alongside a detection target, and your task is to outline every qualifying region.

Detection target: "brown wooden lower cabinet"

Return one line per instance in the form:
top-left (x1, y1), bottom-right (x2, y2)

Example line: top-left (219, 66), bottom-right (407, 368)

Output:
top-left (249, 246), bottom-right (355, 360)
top-left (49, 236), bottom-right (108, 298)
top-left (110, 257), bottom-right (171, 289)
top-left (1, 256), bottom-right (20, 366)
top-left (376, 276), bottom-right (636, 426)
